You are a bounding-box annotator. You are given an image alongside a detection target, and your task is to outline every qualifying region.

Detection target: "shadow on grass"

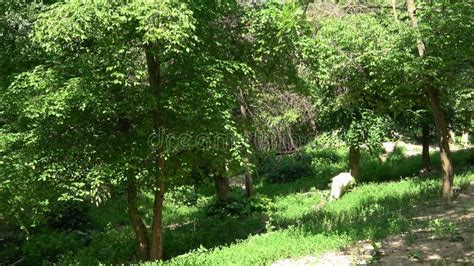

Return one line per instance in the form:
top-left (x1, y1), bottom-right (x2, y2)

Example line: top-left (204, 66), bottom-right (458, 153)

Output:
top-left (157, 168), bottom-right (474, 265)
top-left (160, 149), bottom-right (474, 259)
top-left (86, 193), bottom-right (267, 261)
top-left (360, 148), bottom-right (474, 183)
top-left (84, 149), bottom-right (473, 262)
top-left (286, 168), bottom-right (473, 246)
top-left (163, 212), bottom-right (265, 260)
top-left (255, 148), bottom-right (474, 199)
top-left (156, 148), bottom-right (473, 260)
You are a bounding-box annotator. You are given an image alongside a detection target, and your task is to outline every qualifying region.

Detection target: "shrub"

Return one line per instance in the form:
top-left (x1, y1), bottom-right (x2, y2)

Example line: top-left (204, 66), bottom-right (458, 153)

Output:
top-left (23, 231), bottom-right (83, 264)
top-left (308, 147), bottom-right (347, 187)
top-left (44, 200), bottom-right (89, 230)
top-left (259, 154), bottom-right (313, 183)
top-left (360, 147), bottom-right (474, 183)
top-left (0, 220), bottom-right (24, 264)
top-left (428, 218), bottom-right (457, 238)
top-left (205, 193), bottom-right (273, 218)
top-left (167, 185), bottom-right (200, 207)
top-left (61, 225), bottom-right (136, 264)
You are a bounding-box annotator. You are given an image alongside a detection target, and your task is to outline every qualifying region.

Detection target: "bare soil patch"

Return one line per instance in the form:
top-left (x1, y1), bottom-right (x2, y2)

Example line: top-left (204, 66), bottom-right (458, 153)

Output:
top-left (373, 182), bottom-right (474, 264)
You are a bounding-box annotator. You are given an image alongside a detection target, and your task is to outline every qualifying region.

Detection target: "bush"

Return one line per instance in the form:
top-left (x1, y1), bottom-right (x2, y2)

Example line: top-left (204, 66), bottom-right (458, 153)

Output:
top-left (307, 147), bottom-right (347, 187)
top-left (360, 146), bottom-right (419, 183)
top-left (456, 148), bottom-right (474, 166)
top-left (167, 185), bottom-right (200, 207)
top-left (0, 220), bottom-right (24, 264)
top-left (61, 225), bottom-right (136, 264)
top-left (360, 147), bottom-right (474, 183)
top-left (45, 200), bottom-right (89, 230)
top-left (205, 193), bottom-right (273, 217)
top-left (259, 154), bottom-right (313, 183)
top-left (23, 231), bottom-right (83, 264)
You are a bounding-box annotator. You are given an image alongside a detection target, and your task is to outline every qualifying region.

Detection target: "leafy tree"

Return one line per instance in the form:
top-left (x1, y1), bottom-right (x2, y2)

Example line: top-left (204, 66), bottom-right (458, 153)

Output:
top-left (2, 0), bottom-right (254, 261)
top-left (307, 14), bottom-right (414, 180)
top-left (391, 108), bottom-right (435, 172)
top-left (228, 0), bottom-right (315, 194)
top-left (405, 0), bottom-right (473, 201)
top-left (0, 0), bottom-right (56, 236)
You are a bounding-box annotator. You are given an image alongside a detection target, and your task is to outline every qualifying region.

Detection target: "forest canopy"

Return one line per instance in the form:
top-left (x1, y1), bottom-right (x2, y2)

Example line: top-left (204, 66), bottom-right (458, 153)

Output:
top-left (1, 0), bottom-right (473, 264)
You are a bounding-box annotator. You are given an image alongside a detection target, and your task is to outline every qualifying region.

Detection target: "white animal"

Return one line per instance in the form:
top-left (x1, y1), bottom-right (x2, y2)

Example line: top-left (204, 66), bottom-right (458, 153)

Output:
top-left (329, 172), bottom-right (355, 201)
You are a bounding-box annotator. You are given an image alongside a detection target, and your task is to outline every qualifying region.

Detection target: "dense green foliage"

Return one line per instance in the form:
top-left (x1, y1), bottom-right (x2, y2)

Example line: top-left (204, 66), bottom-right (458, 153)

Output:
top-left (1, 0), bottom-right (473, 264)
top-left (3, 146), bottom-right (473, 264)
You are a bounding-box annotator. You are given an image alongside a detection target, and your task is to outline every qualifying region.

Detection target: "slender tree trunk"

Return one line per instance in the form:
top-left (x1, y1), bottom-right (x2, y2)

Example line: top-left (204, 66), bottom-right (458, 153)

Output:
top-left (214, 173), bottom-right (230, 203)
top-left (406, 0), bottom-right (454, 201)
top-left (150, 166), bottom-right (165, 261)
top-left (239, 89), bottom-right (254, 197)
top-left (392, 0), bottom-right (399, 22)
top-left (349, 145), bottom-right (360, 180)
top-left (406, 0), bottom-right (426, 56)
top-left (120, 119), bottom-right (149, 260)
top-left (245, 171), bottom-right (253, 198)
top-left (127, 175), bottom-right (149, 261)
top-left (421, 123), bottom-right (431, 172)
top-left (426, 87), bottom-right (454, 200)
top-left (146, 50), bottom-right (166, 260)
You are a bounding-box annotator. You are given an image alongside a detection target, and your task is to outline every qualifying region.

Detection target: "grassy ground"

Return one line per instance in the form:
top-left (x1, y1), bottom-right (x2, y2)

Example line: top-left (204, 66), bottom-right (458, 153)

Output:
top-left (151, 170), bottom-right (474, 265)
top-left (14, 148), bottom-right (474, 264)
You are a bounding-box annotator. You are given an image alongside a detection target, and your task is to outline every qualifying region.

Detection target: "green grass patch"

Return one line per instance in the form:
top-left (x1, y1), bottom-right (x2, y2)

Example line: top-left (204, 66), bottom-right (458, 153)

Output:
top-left (155, 171), bottom-right (474, 265)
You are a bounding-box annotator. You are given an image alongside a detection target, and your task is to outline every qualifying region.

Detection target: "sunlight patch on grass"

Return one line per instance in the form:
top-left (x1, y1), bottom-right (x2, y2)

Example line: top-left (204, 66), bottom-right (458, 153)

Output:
top-left (153, 171), bottom-right (474, 265)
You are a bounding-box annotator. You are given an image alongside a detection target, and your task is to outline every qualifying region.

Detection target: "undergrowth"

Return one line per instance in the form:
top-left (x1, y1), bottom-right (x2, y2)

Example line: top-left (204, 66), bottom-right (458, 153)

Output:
top-left (154, 171), bottom-right (474, 265)
top-left (10, 148), bottom-right (474, 265)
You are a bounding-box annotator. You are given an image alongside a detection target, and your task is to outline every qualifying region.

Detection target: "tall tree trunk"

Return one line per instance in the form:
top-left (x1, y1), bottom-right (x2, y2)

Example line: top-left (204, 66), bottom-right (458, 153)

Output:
top-left (214, 173), bottom-right (230, 203)
top-left (127, 175), bottom-right (149, 261)
top-left (349, 145), bottom-right (360, 180)
top-left (427, 87), bottom-right (454, 200)
top-left (150, 166), bottom-right (165, 261)
top-left (406, 0), bottom-right (426, 57)
top-left (392, 0), bottom-right (399, 22)
top-left (146, 50), bottom-right (166, 260)
top-left (406, 0), bottom-right (454, 201)
top-left (421, 123), bottom-right (431, 172)
top-left (245, 171), bottom-right (253, 198)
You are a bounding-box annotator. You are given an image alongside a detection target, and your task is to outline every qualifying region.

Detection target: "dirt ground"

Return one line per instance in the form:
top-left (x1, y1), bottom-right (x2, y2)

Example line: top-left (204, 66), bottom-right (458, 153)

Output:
top-left (373, 181), bottom-right (474, 265)
top-left (272, 181), bottom-right (474, 265)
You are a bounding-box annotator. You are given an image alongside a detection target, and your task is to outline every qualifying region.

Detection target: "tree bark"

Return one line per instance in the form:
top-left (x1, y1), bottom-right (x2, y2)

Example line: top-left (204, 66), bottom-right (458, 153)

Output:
top-left (149, 166), bottom-right (165, 261)
top-left (392, 0), bottom-right (399, 22)
top-left (214, 173), bottom-right (230, 203)
top-left (406, 0), bottom-right (426, 56)
top-left (245, 171), bottom-right (253, 198)
top-left (421, 123), bottom-right (431, 172)
top-left (349, 145), bottom-right (360, 180)
top-left (427, 87), bottom-right (454, 201)
top-left (239, 89), bottom-right (254, 197)
top-left (406, 0), bottom-right (454, 201)
top-left (127, 175), bottom-right (149, 261)
top-left (146, 50), bottom-right (166, 260)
